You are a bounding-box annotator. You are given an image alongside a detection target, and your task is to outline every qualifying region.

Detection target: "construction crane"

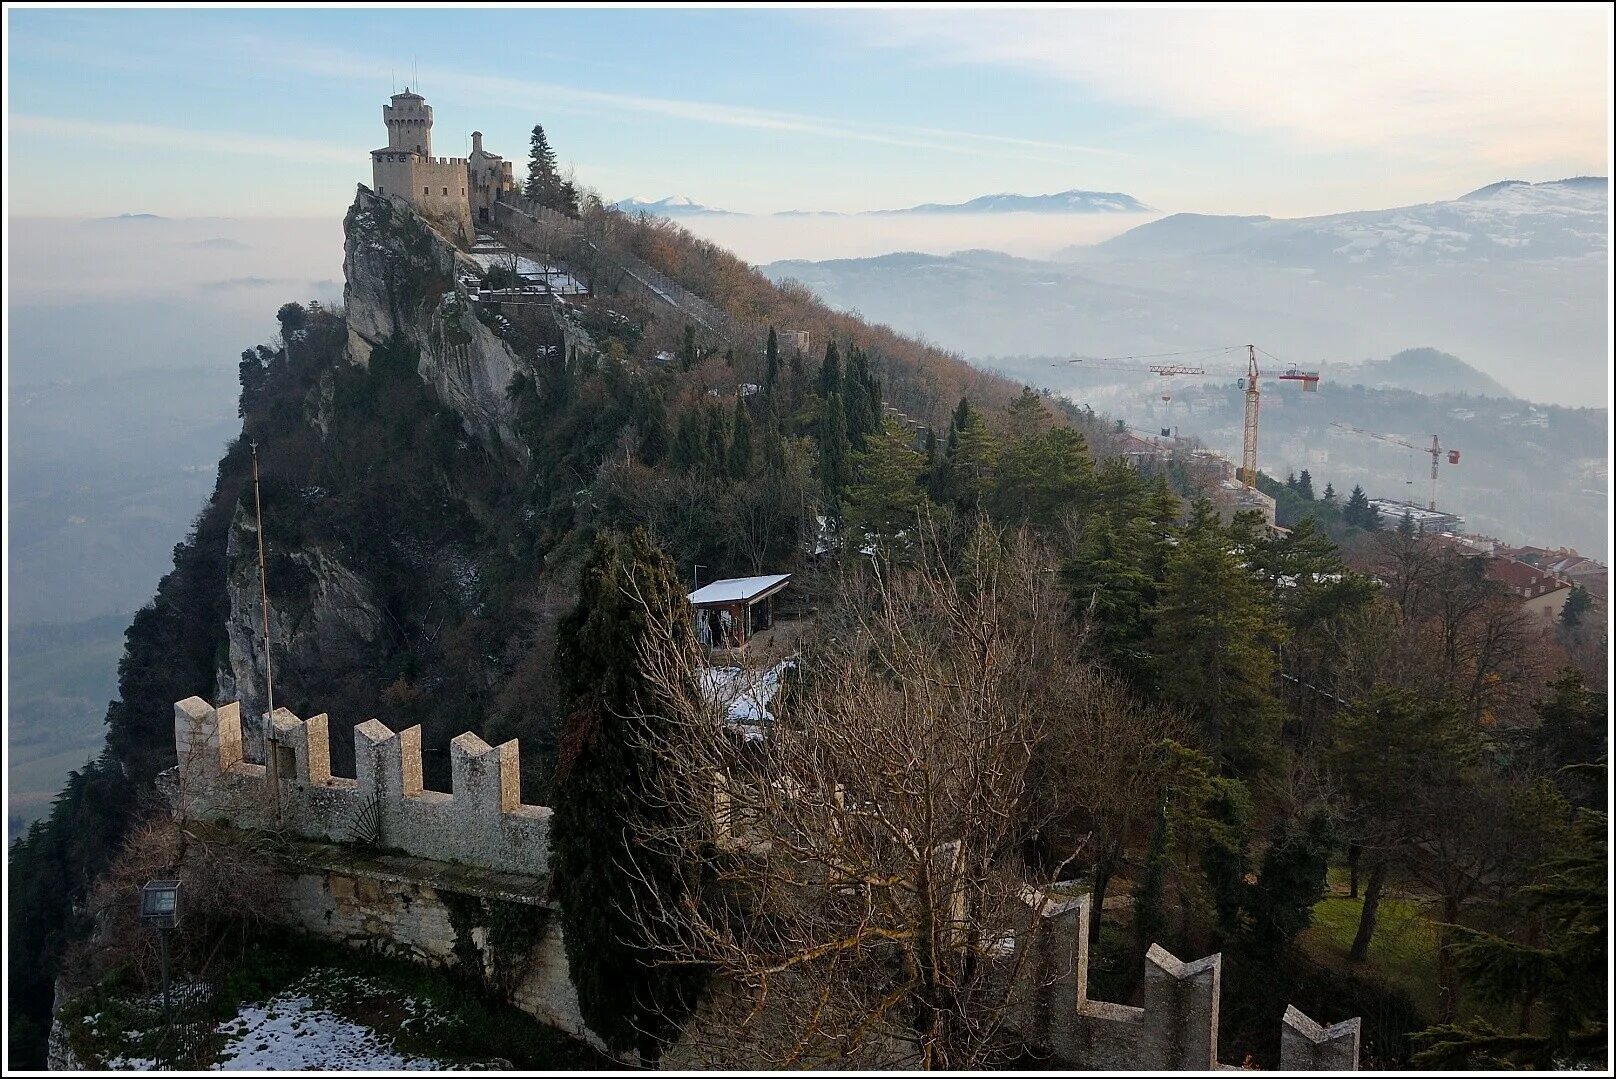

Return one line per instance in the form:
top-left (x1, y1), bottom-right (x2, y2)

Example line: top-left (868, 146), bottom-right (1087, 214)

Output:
top-left (1329, 423), bottom-right (1459, 511)
top-left (1060, 344), bottom-right (1321, 490)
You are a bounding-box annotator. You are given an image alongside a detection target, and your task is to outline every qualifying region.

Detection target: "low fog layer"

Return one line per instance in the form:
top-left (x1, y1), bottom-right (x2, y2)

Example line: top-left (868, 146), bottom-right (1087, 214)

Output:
top-left (663, 211), bottom-right (1159, 263)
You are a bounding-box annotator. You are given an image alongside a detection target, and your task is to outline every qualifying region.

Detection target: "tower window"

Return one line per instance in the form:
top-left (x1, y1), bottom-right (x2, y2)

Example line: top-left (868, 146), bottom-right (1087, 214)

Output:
top-left (423, 186), bottom-right (430, 195)
top-left (442, 186), bottom-right (449, 196)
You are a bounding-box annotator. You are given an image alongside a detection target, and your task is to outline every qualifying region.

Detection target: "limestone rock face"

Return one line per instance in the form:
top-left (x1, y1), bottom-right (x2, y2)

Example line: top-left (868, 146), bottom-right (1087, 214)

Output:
top-left (217, 502), bottom-right (384, 760)
top-left (342, 186), bottom-right (525, 455)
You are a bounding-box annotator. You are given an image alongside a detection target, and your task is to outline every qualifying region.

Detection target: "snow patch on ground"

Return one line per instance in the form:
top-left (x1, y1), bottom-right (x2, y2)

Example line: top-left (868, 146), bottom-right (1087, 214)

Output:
top-left (212, 990), bottom-right (447, 1071)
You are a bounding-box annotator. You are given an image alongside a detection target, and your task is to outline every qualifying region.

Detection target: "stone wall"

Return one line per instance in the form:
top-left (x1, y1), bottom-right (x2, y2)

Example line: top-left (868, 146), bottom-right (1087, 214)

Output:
top-left (169, 698), bottom-right (551, 878)
top-left (1016, 889), bottom-right (1360, 1071)
top-left (270, 841), bottom-right (596, 1048)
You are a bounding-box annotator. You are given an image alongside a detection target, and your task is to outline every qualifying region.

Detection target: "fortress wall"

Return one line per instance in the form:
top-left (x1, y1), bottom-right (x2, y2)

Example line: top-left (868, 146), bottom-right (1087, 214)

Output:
top-left (273, 861), bottom-right (596, 1047)
top-left (171, 697), bottom-right (551, 877)
top-left (1015, 890), bottom-right (1360, 1071)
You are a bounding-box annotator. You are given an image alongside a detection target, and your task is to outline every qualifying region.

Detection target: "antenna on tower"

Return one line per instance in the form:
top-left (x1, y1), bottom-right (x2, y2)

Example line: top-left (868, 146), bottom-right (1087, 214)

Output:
top-left (413, 57), bottom-right (418, 94)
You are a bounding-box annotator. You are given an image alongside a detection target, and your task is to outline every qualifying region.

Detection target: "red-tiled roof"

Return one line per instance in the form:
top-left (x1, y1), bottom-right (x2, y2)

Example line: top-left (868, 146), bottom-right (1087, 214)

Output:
top-left (1486, 557), bottom-right (1572, 598)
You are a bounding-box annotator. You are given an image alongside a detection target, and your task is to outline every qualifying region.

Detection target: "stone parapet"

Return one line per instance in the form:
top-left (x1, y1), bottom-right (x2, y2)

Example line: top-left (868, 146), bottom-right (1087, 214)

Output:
top-left (169, 697), bottom-right (550, 877)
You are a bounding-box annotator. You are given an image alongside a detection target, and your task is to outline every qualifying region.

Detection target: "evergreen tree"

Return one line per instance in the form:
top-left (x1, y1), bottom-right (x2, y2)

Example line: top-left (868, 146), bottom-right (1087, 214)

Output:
top-left (552, 530), bottom-right (705, 1058)
top-left (1413, 798), bottom-right (1607, 1069)
top-left (703, 403), bottom-right (729, 473)
top-left (1063, 515), bottom-right (1155, 677)
top-left (680, 324), bottom-right (697, 372)
top-left (1133, 795), bottom-right (1172, 956)
top-left (1321, 482), bottom-right (1337, 506)
top-left (525, 124), bottom-right (560, 204)
top-left (1297, 469), bottom-right (1315, 500)
top-left (1559, 584), bottom-right (1592, 632)
top-left (636, 390), bottom-right (669, 466)
top-left (670, 408), bottom-right (704, 473)
top-left (727, 396), bottom-right (753, 478)
top-left (1247, 808), bottom-right (1335, 956)
top-left (1331, 686), bottom-right (1477, 960)
top-left (1148, 504), bottom-right (1287, 775)
top-left (944, 409), bottom-right (998, 511)
top-left (1398, 509), bottom-right (1417, 539)
top-left (764, 327), bottom-right (779, 394)
top-left (1534, 668), bottom-right (1606, 806)
top-left (844, 418), bottom-right (930, 555)
top-left (1363, 501), bottom-right (1384, 531)
top-left (817, 391), bottom-right (853, 510)
top-left (818, 341), bottom-right (841, 399)
top-left (1285, 471), bottom-right (1298, 491)
top-left (1343, 484), bottom-right (1371, 527)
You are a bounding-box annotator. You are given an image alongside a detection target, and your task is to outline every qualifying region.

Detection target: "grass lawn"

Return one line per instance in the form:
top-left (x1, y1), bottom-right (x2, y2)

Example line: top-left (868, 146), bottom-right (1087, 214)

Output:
top-left (1299, 891), bottom-right (1441, 1018)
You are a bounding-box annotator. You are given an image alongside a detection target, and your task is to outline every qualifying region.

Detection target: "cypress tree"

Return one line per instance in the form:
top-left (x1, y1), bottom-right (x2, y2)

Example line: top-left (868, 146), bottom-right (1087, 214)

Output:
top-left (764, 327), bottom-right (779, 393)
top-left (680, 324), bottom-right (697, 372)
top-left (818, 391), bottom-right (853, 509)
top-left (819, 341), bottom-right (841, 399)
top-left (551, 530), bottom-right (705, 1058)
top-left (728, 396), bottom-right (754, 478)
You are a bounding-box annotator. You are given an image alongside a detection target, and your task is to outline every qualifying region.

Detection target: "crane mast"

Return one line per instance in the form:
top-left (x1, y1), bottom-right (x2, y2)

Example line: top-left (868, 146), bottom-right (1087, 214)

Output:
top-left (1240, 344), bottom-right (1260, 490)
top-left (1060, 343), bottom-right (1317, 492)
top-left (1329, 423), bottom-right (1456, 511)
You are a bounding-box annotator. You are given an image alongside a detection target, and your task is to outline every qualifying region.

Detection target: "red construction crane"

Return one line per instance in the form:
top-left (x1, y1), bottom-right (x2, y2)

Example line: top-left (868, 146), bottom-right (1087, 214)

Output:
top-left (1060, 345), bottom-right (1321, 491)
top-left (1329, 422), bottom-right (1458, 511)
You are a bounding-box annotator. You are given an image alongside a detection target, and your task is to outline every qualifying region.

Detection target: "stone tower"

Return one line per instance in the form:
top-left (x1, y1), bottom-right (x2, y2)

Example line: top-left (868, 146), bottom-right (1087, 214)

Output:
top-left (370, 89), bottom-right (473, 243)
top-left (383, 89), bottom-right (432, 156)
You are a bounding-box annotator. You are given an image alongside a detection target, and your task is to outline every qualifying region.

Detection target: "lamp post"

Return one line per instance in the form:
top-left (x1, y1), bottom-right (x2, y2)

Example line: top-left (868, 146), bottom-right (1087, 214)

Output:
top-left (140, 880), bottom-right (182, 1032)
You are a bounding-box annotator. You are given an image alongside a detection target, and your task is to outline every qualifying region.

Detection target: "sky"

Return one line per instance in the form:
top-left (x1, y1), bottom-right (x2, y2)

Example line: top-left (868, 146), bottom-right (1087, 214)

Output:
top-left (6, 4), bottom-right (1611, 221)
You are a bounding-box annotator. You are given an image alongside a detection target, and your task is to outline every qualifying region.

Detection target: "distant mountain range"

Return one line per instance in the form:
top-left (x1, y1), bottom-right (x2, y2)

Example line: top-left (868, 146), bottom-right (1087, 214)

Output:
top-left (613, 188), bottom-right (1153, 218)
top-left (762, 178), bottom-right (1609, 407)
top-left (1068, 177), bottom-right (1606, 264)
top-left (612, 195), bottom-right (741, 217)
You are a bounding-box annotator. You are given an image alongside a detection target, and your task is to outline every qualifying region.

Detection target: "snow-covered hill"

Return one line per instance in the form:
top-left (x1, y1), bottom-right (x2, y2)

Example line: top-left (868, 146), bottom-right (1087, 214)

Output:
top-left (612, 194), bottom-right (738, 216)
top-left (1076, 177), bottom-right (1606, 265)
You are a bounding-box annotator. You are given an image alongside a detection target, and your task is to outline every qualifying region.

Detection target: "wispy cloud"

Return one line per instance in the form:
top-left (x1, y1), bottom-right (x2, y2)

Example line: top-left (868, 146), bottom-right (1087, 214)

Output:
top-left (9, 114), bottom-right (356, 164)
top-left (858, 7), bottom-right (1611, 169)
top-left (241, 37), bottom-right (1132, 167)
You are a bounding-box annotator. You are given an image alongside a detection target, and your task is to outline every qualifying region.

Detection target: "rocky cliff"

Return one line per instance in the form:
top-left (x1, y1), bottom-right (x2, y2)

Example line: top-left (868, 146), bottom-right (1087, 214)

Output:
top-left (342, 188), bottom-right (525, 454)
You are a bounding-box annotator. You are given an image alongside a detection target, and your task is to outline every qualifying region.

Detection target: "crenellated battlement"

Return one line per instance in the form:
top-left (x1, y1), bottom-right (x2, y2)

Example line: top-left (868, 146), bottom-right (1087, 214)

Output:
top-left (167, 698), bottom-right (550, 878)
top-left (1015, 889), bottom-right (1360, 1070)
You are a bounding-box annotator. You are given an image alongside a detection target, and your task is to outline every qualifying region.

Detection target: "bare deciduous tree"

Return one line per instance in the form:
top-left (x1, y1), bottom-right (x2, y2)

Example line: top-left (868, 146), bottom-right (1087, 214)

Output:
top-left (623, 527), bottom-right (1089, 1068)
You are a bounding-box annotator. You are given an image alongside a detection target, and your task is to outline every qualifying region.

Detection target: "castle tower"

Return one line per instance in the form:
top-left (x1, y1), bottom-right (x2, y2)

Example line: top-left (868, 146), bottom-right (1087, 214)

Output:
top-left (383, 89), bottom-right (432, 156)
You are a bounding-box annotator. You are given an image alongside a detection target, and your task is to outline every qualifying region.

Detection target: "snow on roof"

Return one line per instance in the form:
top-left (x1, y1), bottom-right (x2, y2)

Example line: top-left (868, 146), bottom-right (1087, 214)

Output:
top-left (688, 573), bottom-right (791, 606)
top-left (700, 659), bottom-right (796, 740)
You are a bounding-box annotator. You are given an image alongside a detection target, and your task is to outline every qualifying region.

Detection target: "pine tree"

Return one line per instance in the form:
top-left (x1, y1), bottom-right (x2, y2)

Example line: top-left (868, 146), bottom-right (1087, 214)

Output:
top-left (1297, 469), bottom-right (1315, 500)
top-left (1133, 795), bottom-right (1172, 956)
top-left (1343, 484), bottom-right (1371, 527)
top-left (1398, 509), bottom-right (1417, 538)
top-left (1322, 482), bottom-right (1337, 506)
top-left (550, 529), bottom-right (706, 1058)
top-left (1412, 799), bottom-right (1607, 1069)
top-left (525, 124), bottom-right (560, 204)
top-left (1364, 501), bottom-right (1384, 531)
top-left (844, 418), bottom-right (929, 554)
top-left (1148, 507), bottom-right (1288, 775)
top-left (1063, 515), bottom-right (1154, 676)
top-left (944, 409), bottom-right (998, 511)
